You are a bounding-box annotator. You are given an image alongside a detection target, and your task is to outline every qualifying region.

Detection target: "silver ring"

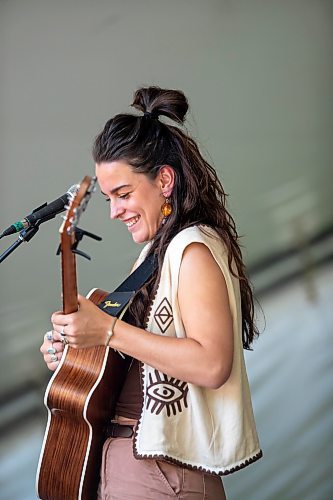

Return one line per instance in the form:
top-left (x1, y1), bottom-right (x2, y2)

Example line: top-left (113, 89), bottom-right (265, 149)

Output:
top-left (59, 326), bottom-right (69, 345)
top-left (60, 332), bottom-right (69, 346)
top-left (47, 346), bottom-right (56, 355)
top-left (63, 336), bottom-right (70, 346)
top-left (50, 354), bottom-right (57, 362)
top-left (46, 331), bottom-right (53, 342)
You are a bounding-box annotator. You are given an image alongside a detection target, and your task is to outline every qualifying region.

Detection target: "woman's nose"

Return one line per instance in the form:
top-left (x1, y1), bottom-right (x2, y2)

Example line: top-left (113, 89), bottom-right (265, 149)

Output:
top-left (110, 201), bottom-right (125, 219)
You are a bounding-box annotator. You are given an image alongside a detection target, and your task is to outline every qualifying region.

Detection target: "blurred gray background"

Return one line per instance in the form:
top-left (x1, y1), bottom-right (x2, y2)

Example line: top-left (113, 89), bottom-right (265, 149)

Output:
top-left (0, 0), bottom-right (332, 499)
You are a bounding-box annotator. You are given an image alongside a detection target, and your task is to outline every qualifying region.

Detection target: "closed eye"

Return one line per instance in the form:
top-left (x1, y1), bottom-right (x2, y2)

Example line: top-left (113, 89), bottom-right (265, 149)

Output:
top-left (103, 192), bottom-right (131, 202)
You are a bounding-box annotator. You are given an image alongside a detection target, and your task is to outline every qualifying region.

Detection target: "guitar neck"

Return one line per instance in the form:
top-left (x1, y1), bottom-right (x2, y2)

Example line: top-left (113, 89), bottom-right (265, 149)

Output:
top-left (61, 231), bottom-right (78, 314)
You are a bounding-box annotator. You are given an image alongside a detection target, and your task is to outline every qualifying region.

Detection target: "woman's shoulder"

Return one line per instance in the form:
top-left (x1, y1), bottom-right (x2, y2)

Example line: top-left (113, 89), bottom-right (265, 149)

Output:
top-left (165, 225), bottom-right (229, 266)
top-left (168, 224), bottom-right (222, 251)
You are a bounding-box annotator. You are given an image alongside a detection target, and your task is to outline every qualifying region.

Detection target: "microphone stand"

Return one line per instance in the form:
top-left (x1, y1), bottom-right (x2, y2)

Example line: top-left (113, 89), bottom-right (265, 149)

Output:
top-left (0, 213), bottom-right (56, 264)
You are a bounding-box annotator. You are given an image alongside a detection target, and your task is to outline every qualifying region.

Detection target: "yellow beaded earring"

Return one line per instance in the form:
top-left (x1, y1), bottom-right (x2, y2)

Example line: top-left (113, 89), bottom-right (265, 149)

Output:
top-left (161, 197), bottom-right (172, 218)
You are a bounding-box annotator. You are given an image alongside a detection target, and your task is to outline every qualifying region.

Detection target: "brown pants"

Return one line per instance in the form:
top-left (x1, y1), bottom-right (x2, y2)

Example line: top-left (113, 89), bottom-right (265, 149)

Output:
top-left (97, 436), bottom-right (226, 499)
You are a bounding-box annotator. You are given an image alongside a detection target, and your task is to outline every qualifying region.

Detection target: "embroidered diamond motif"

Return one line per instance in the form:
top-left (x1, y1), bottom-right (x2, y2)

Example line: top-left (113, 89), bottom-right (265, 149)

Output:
top-left (154, 298), bottom-right (173, 333)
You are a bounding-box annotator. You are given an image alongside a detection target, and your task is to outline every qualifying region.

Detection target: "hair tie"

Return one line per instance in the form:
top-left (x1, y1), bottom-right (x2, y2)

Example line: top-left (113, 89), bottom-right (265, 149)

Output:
top-left (143, 111), bottom-right (158, 120)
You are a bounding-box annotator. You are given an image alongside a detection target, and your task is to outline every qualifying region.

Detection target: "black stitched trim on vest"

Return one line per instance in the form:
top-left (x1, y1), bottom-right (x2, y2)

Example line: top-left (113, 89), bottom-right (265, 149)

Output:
top-left (132, 447), bottom-right (263, 477)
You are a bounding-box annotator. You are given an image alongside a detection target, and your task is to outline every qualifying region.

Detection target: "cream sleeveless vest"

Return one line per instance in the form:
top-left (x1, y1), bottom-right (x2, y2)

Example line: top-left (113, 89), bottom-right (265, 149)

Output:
top-left (133, 226), bottom-right (262, 475)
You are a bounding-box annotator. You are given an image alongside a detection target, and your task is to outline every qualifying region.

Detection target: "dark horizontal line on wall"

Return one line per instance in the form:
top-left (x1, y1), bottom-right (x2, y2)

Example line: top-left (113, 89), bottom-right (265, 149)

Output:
top-left (248, 223), bottom-right (333, 274)
top-left (253, 252), bottom-right (333, 297)
top-left (0, 379), bottom-right (47, 434)
top-left (248, 223), bottom-right (333, 296)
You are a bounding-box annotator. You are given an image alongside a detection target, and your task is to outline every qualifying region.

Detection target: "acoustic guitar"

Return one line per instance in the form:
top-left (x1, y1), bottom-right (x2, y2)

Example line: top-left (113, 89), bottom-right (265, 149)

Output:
top-left (36, 176), bottom-right (131, 500)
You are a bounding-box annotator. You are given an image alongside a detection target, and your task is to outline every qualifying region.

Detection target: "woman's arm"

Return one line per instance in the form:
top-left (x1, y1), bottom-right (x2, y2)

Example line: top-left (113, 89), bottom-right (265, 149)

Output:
top-left (51, 243), bottom-right (234, 389)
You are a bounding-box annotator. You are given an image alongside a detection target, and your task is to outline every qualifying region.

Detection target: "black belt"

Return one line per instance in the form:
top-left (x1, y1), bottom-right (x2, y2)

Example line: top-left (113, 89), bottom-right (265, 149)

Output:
top-left (106, 423), bottom-right (134, 439)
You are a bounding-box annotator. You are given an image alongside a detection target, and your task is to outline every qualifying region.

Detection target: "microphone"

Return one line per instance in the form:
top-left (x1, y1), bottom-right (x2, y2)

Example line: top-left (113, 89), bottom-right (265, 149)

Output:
top-left (0, 184), bottom-right (79, 238)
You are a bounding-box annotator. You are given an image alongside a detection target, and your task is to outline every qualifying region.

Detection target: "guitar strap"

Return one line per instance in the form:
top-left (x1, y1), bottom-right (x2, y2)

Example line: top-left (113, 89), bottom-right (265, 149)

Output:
top-left (97, 253), bottom-right (157, 320)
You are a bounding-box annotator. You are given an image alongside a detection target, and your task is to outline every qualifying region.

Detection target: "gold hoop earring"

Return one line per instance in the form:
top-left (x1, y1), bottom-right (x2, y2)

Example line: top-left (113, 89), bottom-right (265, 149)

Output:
top-left (161, 198), bottom-right (172, 218)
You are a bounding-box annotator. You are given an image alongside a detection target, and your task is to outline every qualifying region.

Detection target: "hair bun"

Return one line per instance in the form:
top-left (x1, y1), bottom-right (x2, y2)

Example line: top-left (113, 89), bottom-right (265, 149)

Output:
top-left (131, 86), bottom-right (188, 124)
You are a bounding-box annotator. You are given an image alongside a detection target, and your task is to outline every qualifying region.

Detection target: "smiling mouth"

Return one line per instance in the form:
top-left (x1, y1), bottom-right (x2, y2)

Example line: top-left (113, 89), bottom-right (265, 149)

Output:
top-left (125, 215), bottom-right (141, 227)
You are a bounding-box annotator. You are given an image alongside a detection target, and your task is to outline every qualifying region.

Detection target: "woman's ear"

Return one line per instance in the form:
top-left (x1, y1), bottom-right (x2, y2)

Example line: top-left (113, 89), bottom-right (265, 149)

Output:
top-left (159, 165), bottom-right (175, 197)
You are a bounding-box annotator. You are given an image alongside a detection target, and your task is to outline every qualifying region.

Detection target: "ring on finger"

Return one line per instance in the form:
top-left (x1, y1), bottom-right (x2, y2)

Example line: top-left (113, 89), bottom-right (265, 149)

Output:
top-left (50, 354), bottom-right (58, 362)
top-left (47, 346), bottom-right (56, 355)
top-left (46, 331), bottom-right (53, 342)
top-left (60, 332), bottom-right (69, 346)
top-left (59, 326), bottom-right (68, 344)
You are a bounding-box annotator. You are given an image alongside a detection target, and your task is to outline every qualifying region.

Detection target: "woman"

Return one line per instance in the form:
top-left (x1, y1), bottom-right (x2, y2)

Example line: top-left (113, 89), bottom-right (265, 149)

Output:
top-left (40, 86), bottom-right (262, 499)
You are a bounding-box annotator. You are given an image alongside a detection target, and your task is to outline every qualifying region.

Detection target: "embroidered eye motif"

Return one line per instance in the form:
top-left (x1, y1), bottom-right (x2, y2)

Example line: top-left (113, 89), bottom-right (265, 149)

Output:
top-left (146, 370), bottom-right (188, 417)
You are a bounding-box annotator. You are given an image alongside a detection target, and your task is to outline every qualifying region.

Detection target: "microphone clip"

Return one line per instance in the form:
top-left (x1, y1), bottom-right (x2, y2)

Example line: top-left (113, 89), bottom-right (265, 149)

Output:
top-left (0, 224), bottom-right (42, 264)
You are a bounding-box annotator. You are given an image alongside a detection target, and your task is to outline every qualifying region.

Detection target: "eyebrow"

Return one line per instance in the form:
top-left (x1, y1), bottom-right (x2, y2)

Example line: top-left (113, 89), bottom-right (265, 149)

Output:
top-left (100, 184), bottom-right (132, 196)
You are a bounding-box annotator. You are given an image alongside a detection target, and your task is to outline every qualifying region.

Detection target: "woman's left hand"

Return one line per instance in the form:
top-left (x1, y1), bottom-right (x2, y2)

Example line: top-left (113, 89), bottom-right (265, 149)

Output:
top-left (51, 294), bottom-right (110, 348)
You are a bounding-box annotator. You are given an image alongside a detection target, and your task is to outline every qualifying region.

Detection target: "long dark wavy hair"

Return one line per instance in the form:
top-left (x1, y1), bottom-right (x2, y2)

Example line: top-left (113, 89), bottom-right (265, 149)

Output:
top-left (93, 86), bottom-right (259, 349)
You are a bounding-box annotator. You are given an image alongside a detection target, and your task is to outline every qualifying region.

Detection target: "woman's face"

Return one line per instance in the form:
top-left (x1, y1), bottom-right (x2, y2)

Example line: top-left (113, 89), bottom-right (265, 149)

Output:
top-left (96, 160), bottom-right (166, 244)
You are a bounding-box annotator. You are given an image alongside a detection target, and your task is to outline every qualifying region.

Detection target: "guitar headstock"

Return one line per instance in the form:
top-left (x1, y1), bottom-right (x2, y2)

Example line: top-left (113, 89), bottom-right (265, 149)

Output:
top-left (60, 176), bottom-right (97, 237)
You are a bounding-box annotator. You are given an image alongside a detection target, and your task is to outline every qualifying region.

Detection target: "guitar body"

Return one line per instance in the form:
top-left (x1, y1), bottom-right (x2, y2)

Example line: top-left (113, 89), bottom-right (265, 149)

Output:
top-left (36, 288), bottom-right (131, 500)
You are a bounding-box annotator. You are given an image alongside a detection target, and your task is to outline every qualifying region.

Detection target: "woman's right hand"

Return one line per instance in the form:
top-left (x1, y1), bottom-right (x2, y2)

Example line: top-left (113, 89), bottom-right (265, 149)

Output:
top-left (40, 331), bottom-right (65, 371)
